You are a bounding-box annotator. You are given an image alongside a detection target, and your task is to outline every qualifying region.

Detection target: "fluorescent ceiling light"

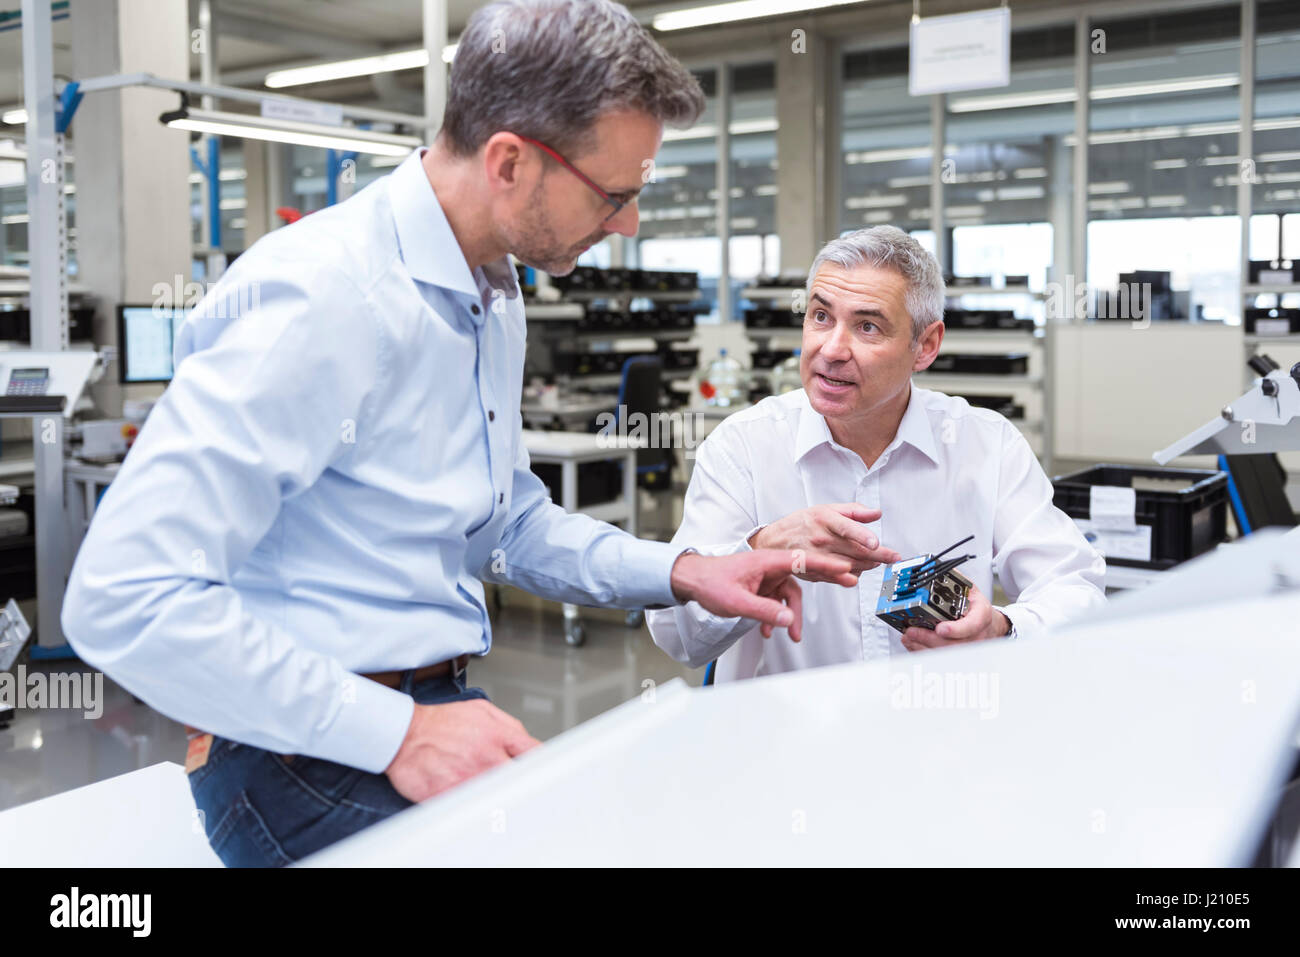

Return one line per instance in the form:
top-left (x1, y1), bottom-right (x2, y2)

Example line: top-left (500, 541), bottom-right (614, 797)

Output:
top-left (654, 0), bottom-right (862, 31)
top-left (662, 118), bottom-right (778, 141)
top-left (1013, 167), bottom-right (1047, 179)
top-left (950, 74), bottom-right (1238, 113)
top-left (846, 194), bottom-right (906, 209)
top-left (2, 214), bottom-right (29, 225)
top-left (162, 107), bottom-right (421, 157)
top-left (2, 108), bottom-right (27, 125)
top-left (1259, 150), bottom-right (1300, 163)
top-left (1088, 181), bottom-right (1130, 194)
top-left (265, 46), bottom-right (454, 88)
top-left (1151, 158), bottom-right (1188, 169)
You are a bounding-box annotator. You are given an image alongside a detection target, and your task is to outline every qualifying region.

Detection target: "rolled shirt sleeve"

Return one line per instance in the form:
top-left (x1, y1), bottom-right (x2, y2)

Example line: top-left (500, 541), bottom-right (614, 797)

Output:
top-left (991, 420), bottom-right (1108, 637)
top-left (646, 432), bottom-right (763, 668)
top-left (61, 263), bottom-right (415, 774)
top-left (482, 429), bottom-right (682, 609)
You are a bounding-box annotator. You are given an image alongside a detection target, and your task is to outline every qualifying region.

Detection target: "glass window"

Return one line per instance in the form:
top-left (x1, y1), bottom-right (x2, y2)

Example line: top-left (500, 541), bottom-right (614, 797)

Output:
top-left (1087, 4), bottom-right (1243, 321)
top-left (637, 68), bottom-right (719, 319)
top-left (726, 62), bottom-right (777, 318)
top-left (840, 44), bottom-right (931, 236)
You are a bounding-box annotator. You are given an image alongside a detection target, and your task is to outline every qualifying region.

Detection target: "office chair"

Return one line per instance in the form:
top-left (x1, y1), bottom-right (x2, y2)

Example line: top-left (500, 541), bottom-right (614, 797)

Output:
top-left (615, 355), bottom-right (673, 492)
top-left (1219, 453), bottom-right (1298, 535)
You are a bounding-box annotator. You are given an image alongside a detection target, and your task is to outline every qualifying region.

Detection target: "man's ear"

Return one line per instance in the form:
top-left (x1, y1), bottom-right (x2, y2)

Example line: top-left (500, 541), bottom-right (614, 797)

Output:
top-left (481, 132), bottom-right (529, 197)
top-left (911, 319), bottom-right (945, 372)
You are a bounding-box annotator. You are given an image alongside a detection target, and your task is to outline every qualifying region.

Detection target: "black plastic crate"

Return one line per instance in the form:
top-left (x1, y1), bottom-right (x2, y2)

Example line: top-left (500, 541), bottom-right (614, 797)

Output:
top-left (1245, 307), bottom-right (1300, 335)
top-left (928, 353), bottom-right (1029, 375)
top-left (1248, 259), bottom-right (1300, 285)
top-left (1051, 465), bottom-right (1228, 569)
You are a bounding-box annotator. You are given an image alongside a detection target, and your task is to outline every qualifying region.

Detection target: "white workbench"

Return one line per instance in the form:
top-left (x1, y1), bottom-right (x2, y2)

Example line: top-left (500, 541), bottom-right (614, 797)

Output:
top-left (305, 590), bottom-right (1300, 867)
top-left (0, 761), bottom-right (221, 867)
top-left (522, 429), bottom-right (645, 645)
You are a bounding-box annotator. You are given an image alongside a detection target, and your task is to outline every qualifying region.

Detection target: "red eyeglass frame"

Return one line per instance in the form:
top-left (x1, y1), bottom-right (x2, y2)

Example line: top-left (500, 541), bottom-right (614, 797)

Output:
top-left (514, 133), bottom-right (629, 223)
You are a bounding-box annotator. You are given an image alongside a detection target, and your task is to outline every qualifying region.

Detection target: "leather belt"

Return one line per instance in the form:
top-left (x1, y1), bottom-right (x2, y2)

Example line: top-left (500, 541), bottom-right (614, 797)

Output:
top-left (360, 654), bottom-right (471, 689)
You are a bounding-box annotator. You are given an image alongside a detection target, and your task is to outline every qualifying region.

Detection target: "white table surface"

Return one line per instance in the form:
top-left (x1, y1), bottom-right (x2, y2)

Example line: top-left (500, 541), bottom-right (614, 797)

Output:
top-left (521, 429), bottom-right (644, 457)
top-left (0, 761), bottom-right (221, 867)
top-left (307, 591), bottom-right (1300, 867)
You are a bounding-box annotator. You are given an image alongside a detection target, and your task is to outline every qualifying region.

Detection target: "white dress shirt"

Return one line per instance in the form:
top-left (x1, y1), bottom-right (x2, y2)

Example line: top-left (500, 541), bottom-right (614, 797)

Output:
top-left (647, 386), bottom-right (1106, 681)
top-left (61, 150), bottom-right (681, 773)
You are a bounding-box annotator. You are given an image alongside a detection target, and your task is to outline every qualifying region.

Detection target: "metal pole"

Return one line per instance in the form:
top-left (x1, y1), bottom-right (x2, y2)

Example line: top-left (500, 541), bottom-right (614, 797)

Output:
top-left (1072, 13), bottom-right (1089, 301)
top-left (1238, 0), bottom-right (1256, 308)
top-left (717, 64), bottom-right (731, 323)
top-left (199, 0), bottom-right (224, 280)
top-left (424, 0), bottom-right (448, 137)
top-left (929, 94), bottom-right (946, 273)
top-left (21, 0), bottom-right (69, 649)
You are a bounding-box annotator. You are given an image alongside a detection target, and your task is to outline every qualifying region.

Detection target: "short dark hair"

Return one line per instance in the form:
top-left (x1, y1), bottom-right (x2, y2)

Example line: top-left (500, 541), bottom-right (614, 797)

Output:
top-left (440, 0), bottom-right (705, 159)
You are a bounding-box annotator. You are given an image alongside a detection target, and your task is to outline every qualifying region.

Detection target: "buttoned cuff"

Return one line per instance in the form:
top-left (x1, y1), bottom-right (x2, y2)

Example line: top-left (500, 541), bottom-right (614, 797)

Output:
top-left (624, 538), bottom-right (687, 609)
top-left (316, 675), bottom-right (416, 774)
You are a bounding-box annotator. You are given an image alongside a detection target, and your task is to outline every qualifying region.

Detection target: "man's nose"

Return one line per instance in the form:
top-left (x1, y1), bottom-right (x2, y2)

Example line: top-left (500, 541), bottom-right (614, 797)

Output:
top-left (606, 199), bottom-right (639, 238)
top-left (820, 322), bottom-right (853, 360)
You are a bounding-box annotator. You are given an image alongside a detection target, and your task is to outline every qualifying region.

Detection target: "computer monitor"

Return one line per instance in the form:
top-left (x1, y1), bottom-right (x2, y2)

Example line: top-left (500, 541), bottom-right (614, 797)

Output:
top-left (117, 304), bottom-right (189, 384)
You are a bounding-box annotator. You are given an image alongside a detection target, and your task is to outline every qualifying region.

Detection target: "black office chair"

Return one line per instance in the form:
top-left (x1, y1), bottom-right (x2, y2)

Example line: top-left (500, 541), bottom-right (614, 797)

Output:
top-left (1220, 453), bottom-right (1298, 534)
top-left (615, 355), bottom-right (673, 492)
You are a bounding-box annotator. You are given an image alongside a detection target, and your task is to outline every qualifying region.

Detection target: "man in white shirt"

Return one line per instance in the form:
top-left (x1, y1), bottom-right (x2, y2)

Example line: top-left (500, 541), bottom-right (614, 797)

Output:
top-left (648, 226), bottom-right (1106, 681)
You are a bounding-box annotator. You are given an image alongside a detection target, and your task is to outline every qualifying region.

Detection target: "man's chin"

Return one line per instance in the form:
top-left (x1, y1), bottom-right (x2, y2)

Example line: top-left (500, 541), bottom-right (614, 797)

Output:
top-left (514, 254), bottom-right (581, 277)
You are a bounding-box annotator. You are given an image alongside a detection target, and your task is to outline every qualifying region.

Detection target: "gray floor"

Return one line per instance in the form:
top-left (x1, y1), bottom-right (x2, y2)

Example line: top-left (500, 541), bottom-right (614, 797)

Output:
top-left (0, 593), bottom-right (700, 815)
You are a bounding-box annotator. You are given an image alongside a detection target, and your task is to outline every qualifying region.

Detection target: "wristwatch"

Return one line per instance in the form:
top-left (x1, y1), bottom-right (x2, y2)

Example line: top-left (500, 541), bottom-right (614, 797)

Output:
top-left (999, 609), bottom-right (1019, 641)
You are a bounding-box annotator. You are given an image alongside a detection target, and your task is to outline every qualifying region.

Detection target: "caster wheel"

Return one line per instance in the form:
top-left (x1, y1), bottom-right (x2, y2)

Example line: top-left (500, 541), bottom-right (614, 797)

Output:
top-left (624, 609), bottom-right (643, 628)
top-left (564, 621), bottom-right (586, 647)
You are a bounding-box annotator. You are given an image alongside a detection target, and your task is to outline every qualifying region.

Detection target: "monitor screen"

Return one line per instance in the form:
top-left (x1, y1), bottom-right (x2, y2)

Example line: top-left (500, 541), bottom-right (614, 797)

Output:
top-left (118, 305), bottom-right (189, 383)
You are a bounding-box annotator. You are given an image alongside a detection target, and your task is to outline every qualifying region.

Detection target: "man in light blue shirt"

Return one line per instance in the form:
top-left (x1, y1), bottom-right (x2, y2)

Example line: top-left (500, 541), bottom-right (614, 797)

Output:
top-left (61, 0), bottom-right (857, 866)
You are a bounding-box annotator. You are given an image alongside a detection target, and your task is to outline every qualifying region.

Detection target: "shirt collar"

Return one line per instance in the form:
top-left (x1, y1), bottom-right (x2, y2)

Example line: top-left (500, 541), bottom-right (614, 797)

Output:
top-left (389, 149), bottom-right (519, 302)
top-left (794, 384), bottom-right (941, 468)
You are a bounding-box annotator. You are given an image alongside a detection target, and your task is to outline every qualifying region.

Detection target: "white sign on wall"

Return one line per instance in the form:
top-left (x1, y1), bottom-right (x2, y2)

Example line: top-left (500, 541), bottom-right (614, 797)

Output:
top-left (909, 6), bottom-right (1012, 97)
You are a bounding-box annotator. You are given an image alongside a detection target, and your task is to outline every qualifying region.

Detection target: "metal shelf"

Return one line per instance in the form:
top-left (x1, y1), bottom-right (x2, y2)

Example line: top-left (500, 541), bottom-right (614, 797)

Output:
top-left (946, 285), bottom-right (1045, 299)
top-left (560, 290), bottom-right (702, 303)
top-left (942, 329), bottom-right (1044, 343)
top-left (1244, 334), bottom-right (1300, 346)
top-left (741, 286), bottom-right (802, 300)
top-left (524, 303), bottom-right (585, 321)
top-left (564, 368), bottom-right (695, 388)
top-left (1242, 284), bottom-right (1300, 296)
top-left (551, 328), bottom-right (696, 343)
top-left (914, 372), bottom-right (1042, 387)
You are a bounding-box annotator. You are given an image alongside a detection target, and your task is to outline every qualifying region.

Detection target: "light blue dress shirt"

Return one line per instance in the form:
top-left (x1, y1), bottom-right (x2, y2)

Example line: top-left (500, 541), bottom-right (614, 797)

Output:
top-left (62, 150), bottom-right (680, 774)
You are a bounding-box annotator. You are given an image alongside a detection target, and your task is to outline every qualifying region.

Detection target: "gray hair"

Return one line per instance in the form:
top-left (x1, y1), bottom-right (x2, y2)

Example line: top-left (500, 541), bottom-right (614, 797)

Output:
top-left (806, 226), bottom-right (946, 341)
top-left (440, 0), bottom-right (705, 159)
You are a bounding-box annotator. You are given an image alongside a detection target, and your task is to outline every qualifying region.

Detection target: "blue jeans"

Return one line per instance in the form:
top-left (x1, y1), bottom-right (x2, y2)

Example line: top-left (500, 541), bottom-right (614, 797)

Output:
top-left (188, 670), bottom-right (487, 867)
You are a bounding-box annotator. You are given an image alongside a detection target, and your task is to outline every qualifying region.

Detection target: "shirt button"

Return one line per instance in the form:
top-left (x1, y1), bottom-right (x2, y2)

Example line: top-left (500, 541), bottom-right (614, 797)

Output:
top-left (488, 410), bottom-right (495, 421)
top-left (471, 304), bottom-right (481, 315)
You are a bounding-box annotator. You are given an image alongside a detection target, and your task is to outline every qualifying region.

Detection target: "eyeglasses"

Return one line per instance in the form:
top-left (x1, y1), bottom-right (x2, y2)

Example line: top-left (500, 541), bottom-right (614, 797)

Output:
top-left (514, 133), bottom-right (630, 223)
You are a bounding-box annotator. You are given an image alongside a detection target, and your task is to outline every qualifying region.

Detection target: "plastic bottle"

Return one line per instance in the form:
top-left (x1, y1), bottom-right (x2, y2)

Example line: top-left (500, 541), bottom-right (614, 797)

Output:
top-left (773, 348), bottom-right (802, 395)
top-left (702, 348), bottom-right (746, 407)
